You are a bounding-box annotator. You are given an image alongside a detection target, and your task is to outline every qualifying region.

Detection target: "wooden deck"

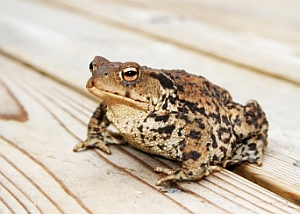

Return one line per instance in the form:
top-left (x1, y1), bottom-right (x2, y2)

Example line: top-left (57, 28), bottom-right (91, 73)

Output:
top-left (1, 0), bottom-right (300, 213)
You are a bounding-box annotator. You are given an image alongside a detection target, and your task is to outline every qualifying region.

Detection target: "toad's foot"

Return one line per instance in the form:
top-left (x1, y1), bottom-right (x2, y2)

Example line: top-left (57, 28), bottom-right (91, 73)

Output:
top-left (73, 130), bottom-right (124, 154)
top-left (154, 165), bottom-right (221, 186)
top-left (73, 138), bottom-right (111, 154)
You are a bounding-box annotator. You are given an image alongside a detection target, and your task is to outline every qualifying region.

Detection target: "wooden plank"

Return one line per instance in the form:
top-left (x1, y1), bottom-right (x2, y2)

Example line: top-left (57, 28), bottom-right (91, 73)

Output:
top-left (0, 0), bottom-right (300, 208)
top-left (1, 54), bottom-right (300, 213)
top-left (41, 0), bottom-right (300, 84)
top-left (0, 56), bottom-right (190, 214)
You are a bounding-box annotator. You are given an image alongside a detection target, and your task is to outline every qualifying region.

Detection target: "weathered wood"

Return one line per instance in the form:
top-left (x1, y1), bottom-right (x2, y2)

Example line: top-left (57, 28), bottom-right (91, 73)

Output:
top-left (43, 0), bottom-right (300, 84)
top-left (1, 54), bottom-right (299, 213)
top-left (0, 0), bottom-right (300, 212)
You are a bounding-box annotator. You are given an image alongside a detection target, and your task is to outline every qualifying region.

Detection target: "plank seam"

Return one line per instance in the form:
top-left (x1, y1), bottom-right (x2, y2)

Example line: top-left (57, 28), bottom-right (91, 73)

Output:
top-left (27, 0), bottom-right (300, 87)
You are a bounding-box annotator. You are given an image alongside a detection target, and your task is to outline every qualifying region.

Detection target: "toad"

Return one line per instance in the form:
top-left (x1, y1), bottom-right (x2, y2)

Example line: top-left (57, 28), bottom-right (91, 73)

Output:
top-left (73, 56), bottom-right (268, 185)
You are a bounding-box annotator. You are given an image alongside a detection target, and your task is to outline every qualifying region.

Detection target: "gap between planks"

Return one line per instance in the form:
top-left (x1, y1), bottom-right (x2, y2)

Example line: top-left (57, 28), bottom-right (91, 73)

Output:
top-left (1, 24), bottom-right (300, 205)
top-left (27, 0), bottom-right (300, 87)
top-left (2, 54), bottom-right (296, 213)
top-left (1, 7), bottom-right (300, 200)
top-left (1, 0), bottom-right (300, 210)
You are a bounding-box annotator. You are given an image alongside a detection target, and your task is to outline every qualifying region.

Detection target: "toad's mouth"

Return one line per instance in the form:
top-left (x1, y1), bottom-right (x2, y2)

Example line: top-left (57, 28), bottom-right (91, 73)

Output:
top-left (87, 86), bottom-right (149, 111)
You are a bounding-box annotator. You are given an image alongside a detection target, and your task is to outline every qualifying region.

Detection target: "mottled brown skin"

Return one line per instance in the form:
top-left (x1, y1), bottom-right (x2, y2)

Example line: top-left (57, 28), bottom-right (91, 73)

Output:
top-left (73, 56), bottom-right (268, 185)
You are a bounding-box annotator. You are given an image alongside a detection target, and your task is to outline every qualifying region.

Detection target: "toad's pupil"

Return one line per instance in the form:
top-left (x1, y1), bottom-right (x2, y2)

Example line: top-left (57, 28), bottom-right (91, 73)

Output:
top-left (125, 70), bottom-right (137, 77)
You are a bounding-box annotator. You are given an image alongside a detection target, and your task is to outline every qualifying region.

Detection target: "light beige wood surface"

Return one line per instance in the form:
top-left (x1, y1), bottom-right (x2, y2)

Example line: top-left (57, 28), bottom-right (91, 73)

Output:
top-left (1, 54), bottom-right (299, 214)
top-left (43, 0), bottom-right (300, 84)
top-left (0, 0), bottom-right (300, 213)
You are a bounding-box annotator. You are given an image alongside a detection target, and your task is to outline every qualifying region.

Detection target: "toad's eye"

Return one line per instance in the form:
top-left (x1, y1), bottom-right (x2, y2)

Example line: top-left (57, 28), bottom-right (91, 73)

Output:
top-left (89, 62), bottom-right (97, 73)
top-left (121, 67), bottom-right (140, 83)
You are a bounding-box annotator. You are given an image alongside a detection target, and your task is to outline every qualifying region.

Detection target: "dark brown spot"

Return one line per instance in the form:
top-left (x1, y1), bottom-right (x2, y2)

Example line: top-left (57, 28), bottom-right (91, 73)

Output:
top-left (200, 163), bottom-right (207, 168)
top-left (222, 115), bottom-right (231, 126)
top-left (162, 99), bottom-right (168, 110)
top-left (148, 112), bottom-right (156, 118)
top-left (201, 87), bottom-right (209, 96)
top-left (178, 113), bottom-right (190, 123)
top-left (151, 125), bottom-right (175, 135)
top-left (256, 133), bottom-right (264, 142)
top-left (218, 127), bottom-right (232, 144)
top-left (184, 100), bottom-right (204, 114)
top-left (125, 91), bottom-right (130, 98)
top-left (189, 130), bottom-right (201, 139)
top-left (246, 120), bottom-right (253, 125)
top-left (179, 140), bottom-right (185, 151)
top-left (233, 115), bottom-right (241, 126)
top-left (204, 81), bottom-right (210, 89)
top-left (253, 120), bottom-right (259, 128)
top-left (231, 142), bottom-right (236, 150)
top-left (154, 114), bottom-right (170, 123)
top-left (194, 118), bottom-right (205, 130)
top-left (211, 134), bottom-right (218, 148)
top-left (197, 107), bottom-right (206, 115)
top-left (183, 151), bottom-right (201, 161)
top-left (174, 169), bottom-right (180, 175)
top-left (150, 72), bottom-right (174, 89)
top-left (177, 106), bottom-right (189, 114)
top-left (158, 144), bottom-right (166, 150)
top-left (212, 154), bottom-right (219, 162)
top-left (213, 87), bottom-right (220, 99)
top-left (220, 146), bottom-right (227, 153)
top-left (209, 113), bottom-right (221, 124)
top-left (169, 96), bottom-right (176, 104)
top-left (178, 128), bottom-right (184, 137)
top-left (137, 125), bottom-right (143, 132)
top-left (188, 82), bottom-right (197, 87)
top-left (175, 84), bottom-right (184, 92)
top-left (248, 143), bottom-right (256, 150)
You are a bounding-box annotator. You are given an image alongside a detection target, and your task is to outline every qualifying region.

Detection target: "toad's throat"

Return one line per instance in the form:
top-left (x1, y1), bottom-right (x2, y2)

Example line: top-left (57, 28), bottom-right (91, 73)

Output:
top-left (87, 87), bottom-right (149, 111)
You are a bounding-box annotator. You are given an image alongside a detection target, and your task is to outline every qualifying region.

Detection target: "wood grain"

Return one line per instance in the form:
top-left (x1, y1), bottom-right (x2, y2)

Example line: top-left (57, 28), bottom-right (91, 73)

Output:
top-left (42, 0), bottom-right (300, 85)
top-left (1, 0), bottom-right (300, 213)
top-left (1, 55), bottom-right (299, 213)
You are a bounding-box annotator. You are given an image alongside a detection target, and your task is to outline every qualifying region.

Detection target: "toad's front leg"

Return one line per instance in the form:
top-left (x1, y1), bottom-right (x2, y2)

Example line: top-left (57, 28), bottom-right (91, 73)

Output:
top-left (73, 103), bottom-right (124, 154)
